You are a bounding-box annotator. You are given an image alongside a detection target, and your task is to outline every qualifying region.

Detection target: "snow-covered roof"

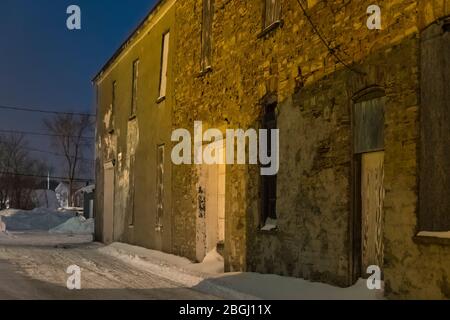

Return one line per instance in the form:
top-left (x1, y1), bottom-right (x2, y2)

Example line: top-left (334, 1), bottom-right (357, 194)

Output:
top-left (75, 185), bottom-right (95, 195)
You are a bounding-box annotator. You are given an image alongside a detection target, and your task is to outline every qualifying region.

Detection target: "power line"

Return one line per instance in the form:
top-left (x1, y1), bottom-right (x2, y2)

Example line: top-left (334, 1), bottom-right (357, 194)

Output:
top-left (294, 0), bottom-right (365, 76)
top-left (0, 171), bottom-right (93, 182)
top-left (0, 104), bottom-right (96, 117)
top-left (0, 129), bottom-right (95, 140)
top-left (27, 148), bottom-right (95, 162)
top-left (20, 146), bottom-right (95, 162)
top-left (0, 142), bottom-right (95, 162)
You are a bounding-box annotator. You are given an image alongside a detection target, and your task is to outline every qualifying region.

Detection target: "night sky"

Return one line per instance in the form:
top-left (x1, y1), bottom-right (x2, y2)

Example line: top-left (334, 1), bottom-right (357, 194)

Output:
top-left (0, 0), bottom-right (157, 179)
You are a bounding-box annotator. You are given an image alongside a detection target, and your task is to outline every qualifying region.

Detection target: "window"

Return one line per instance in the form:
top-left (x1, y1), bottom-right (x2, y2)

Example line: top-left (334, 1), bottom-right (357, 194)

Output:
top-left (110, 81), bottom-right (116, 129)
top-left (263, 0), bottom-right (281, 30)
top-left (131, 59), bottom-right (139, 116)
top-left (156, 145), bottom-right (165, 231)
top-left (112, 81), bottom-right (117, 114)
top-left (261, 103), bottom-right (277, 229)
top-left (128, 154), bottom-right (136, 226)
top-left (419, 18), bottom-right (450, 232)
top-left (201, 0), bottom-right (214, 72)
top-left (353, 95), bottom-right (385, 154)
top-left (158, 32), bottom-right (170, 100)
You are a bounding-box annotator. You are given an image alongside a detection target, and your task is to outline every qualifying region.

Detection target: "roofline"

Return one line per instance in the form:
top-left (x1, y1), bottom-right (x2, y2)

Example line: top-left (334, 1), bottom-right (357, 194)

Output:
top-left (92, 0), bottom-right (165, 83)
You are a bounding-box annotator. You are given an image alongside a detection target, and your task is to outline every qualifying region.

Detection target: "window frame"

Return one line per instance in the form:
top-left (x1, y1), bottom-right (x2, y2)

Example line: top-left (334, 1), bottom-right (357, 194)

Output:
top-left (131, 59), bottom-right (139, 117)
top-left (156, 144), bottom-right (165, 231)
top-left (260, 102), bottom-right (278, 229)
top-left (259, 0), bottom-right (282, 37)
top-left (158, 31), bottom-right (170, 102)
top-left (200, 0), bottom-right (214, 74)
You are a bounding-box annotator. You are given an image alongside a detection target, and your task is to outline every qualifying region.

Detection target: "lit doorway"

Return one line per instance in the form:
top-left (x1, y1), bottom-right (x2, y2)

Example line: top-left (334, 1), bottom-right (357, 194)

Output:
top-left (196, 142), bottom-right (226, 263)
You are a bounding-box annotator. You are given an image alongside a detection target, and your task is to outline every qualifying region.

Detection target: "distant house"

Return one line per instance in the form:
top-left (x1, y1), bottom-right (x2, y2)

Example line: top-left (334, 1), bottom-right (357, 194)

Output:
top-left (74, 185), bottom-right (95, 219)
top-left (55, 182), bottom-right (69, 208)
top-left (31, 190), bottom-right (59, 210)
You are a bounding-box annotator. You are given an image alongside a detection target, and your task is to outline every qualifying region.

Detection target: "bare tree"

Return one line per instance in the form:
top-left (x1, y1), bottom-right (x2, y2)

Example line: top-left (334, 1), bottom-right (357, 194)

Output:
top-left (0, 134), bottom-right (47, 209)
top-left (44, 114), bottom-right (94, 206)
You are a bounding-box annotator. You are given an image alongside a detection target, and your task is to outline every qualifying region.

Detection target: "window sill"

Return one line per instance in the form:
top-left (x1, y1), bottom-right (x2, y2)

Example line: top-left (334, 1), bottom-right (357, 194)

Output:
top-left (257, 227), bottom-right (278, 235)
top-left (413, 231), bottom-right (450, 246)
top-left (156, 96), bottom-right (166, 104)
top-left (128, 114), bottom-right (137, 121)
top-left (197, 66), bottom-right (213, 78)
top-left (257, 20), bottom-right (283, 39)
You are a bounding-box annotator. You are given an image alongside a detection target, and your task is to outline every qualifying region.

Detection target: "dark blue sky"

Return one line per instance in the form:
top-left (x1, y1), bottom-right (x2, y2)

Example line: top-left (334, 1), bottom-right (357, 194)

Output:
top-left (0, 0), bottom-right (157, 178)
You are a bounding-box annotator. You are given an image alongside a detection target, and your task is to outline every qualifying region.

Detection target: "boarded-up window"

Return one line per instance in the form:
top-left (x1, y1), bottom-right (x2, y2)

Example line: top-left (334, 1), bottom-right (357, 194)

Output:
top-left (131, 59), bottom-right (139, 115)
top-left (201, 0), bottom-right (214, 72)
top-left (353, 96), bottom-right (385, 154)
top-left (156, 145), bottom-right (165, 231)
top-left (159, 32), bottom-right (170, 99)
top-left (419, 19), bottom-right (450, 231)
top-left (261, 103), bottom-right (277, 224)
top-left (128, 154), bottom-right (136, 226)
top-left (110, 81), bottom-right (116, 128)
top-left (263, 0), bottom-right (281, 30)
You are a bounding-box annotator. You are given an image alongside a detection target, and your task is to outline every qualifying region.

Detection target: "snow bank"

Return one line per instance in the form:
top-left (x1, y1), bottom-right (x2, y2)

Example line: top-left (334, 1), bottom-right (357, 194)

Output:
top-left (187, 249), bottom-right (224, 274)
top-left (98, 243), bottom-right (257, 300)
top-left (99, 242), bottom-right (384, 300)
top-left (49, 216), bottom-right (94, 235)
top-left (0, 231), bottom-right (93, 246)
top-left (0, 208), bottom-right (75, 231)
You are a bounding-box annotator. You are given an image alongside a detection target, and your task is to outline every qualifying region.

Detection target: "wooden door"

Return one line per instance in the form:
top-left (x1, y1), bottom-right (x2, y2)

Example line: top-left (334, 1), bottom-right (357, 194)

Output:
top-left (361, 151), bottom-right (385, 273)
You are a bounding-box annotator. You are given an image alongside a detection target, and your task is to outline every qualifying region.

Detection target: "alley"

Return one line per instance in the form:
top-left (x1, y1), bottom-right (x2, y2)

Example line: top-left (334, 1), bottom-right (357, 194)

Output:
top-left (0, 233), bottom-right (217, 300)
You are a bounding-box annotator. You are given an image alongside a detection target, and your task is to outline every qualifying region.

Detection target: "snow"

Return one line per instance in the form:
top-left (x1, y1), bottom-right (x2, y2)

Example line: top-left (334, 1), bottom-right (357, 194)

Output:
top-left (188, 249), bottom-right (224, 274)
top-left (98, 243), bottom-right (257, 300)
top-left (0, 208), bottom-right (75, 231)
top-left (417, 231), bottom-right (450, 239)
top-left (261, 217), bottom-right (277, 231)
top-left (75, 184), bottom-right (95, 194)
top-left (0, 208), bottom-right (94, 235)
top-left (49, 216), bottom-right (94, 235)
top-left (0, 231), bottom-right (93, 246)
top-left (99, 242), bottom-right (384, 300)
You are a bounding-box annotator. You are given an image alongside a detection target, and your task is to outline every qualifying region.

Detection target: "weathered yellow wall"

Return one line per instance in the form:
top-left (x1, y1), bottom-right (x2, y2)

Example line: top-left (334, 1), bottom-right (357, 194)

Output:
top-left (95, 0), bottom-right (177, 253)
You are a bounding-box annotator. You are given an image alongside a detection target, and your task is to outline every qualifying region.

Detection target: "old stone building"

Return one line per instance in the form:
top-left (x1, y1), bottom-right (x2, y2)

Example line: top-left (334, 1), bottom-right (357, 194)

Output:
top-left (94, 0), bottom-right (176, 252)
top-left (95, 0), bottom-right (450, 299)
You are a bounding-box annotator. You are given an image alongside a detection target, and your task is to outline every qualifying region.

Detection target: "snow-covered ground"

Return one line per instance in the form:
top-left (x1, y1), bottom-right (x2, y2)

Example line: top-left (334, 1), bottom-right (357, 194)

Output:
top-left (0, 231), bottom-right (93, 247)
top-left (0, 208), bottom-right (94, 235)
top-left (0, 207), bottom-right (383, 300)
top-left (0, 239), bottom-right (216, 300)
top-left (98, 243), bottom-right (384, 300)
top-left (0, 231), bottom-right (384, 300)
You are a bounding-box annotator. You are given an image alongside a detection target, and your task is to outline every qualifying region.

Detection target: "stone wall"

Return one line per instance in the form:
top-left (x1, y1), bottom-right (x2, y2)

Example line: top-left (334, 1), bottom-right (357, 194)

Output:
top-left (94, 0), bottom-right (450, 299)
top-left (173, 0), bottom-right (450, 298)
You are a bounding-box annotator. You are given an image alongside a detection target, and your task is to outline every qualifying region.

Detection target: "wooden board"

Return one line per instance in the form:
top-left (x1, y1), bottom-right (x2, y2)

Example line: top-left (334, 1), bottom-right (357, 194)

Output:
top-left (361, 151), bottom-right (385, 273)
